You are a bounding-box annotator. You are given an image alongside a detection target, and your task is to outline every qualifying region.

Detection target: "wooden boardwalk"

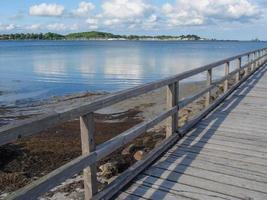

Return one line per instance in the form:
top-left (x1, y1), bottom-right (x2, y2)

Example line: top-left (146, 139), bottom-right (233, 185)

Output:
top-left (117, 64), bottom-right (267, 199)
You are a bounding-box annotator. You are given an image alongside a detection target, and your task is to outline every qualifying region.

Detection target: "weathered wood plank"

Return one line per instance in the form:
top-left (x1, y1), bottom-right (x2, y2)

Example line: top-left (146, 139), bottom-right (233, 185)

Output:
top-left (165, 150), bottom-right (267, 175)
top-left (118, 183), bottom-right (193, 200)
top-left (80, 113), bottom-right (98, 199)
top-left (116, 192), bottom-right (147, 200)
top-left (169, 145), bottom-right (267, 166)
top-left (143, 167), bottom-right (267, 199)
top-left (134, 175), bottom-right (239, 200)
top-left (158, 155), bottom-right (267, 183)
top-left (152, 161), bottom-right (267, 190)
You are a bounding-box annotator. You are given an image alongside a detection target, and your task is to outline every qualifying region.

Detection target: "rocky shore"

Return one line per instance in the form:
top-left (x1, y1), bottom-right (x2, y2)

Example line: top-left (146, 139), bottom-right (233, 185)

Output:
top-left (0, 80), bottom-right (228, 199)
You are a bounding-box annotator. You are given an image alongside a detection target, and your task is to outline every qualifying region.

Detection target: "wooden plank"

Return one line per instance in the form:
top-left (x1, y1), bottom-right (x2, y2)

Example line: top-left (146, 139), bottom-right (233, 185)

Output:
top-left (151, 162), bottom-right (267, 192)
top-left (143, 167), bottom-right (267, 199)
top-left (116, 192), bottom-right (147, 200)
top-left (169, 145), bottom-right (267, 166)
top-left (80, 113), bottom-right (98, 199)
top-left (134, 175), bottom-right (239, 200)
top-left (185, 127), bottom-right (267, 148)
top-left (177, 136), bottom-right (267, 159)
top-left (197, 124), bottom-right (267, 139)
top-left (199, 121), bottom-right (267, 134)
top-left (165, 150), bottom-right (267, 175)
top-left (119, 183), bottom-right (193, 200)
top-left (182, 134), bottom-right (267, 154)
top-left (158, 155), bottom-right (267, 183)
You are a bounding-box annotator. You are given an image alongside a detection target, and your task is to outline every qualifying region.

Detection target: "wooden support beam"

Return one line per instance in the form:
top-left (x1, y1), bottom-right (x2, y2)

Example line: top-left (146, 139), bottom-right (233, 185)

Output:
top-left (236, 58), bottom-right (241, 83)
top-left (206, 69), bottom-right (212, 107)
top-left (80, 113), bottom-right (98, 200)
top-left (224, 62), bottom-right (229, 93)
top-left (245, 55), bottom-right (249, 77)
top-left (166, 82), bottom-right (179, 138)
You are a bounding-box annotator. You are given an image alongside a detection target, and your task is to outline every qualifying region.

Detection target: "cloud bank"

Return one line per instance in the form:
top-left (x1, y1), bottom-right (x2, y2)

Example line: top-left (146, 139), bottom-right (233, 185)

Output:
top-left (0, 0), bottom-right (264, 33)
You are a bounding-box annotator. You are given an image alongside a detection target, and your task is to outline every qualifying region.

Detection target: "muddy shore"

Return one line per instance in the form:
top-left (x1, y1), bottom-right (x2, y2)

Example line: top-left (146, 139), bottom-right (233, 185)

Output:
top-left (0, 80), bottom-right (224, 199)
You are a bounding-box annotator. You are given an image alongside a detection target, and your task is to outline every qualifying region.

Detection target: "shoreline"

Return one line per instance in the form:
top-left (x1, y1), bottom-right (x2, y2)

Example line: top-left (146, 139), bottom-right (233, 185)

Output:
top-left (0, 80), bottom-right (205, 127)
top-left (0, 80), bottom-right (220, 199)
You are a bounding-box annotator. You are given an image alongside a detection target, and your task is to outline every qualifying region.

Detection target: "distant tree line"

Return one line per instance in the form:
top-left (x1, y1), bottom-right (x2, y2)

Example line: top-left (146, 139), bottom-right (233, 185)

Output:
top-left (0, 31), bottom-right (203, 41)
top-left (0, 32), bottom-right (64, 40)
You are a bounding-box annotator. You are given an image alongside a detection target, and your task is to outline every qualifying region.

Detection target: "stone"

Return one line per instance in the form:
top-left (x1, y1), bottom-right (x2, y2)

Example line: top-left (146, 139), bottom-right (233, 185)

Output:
top-left (134, 150), bottom-right (145, 161)
top-left (99, 162), bottom-right (118, 179)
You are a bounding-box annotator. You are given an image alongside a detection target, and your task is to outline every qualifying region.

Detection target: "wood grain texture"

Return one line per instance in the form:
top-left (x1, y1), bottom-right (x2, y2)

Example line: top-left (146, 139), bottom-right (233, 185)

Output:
top-left (80, 113), bottom-right (98, 199)
top-left (119, 62), bottom-right (267, 200)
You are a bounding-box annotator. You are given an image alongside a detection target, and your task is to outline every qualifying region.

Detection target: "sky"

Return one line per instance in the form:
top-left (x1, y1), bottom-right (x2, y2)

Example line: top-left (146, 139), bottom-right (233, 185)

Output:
top-left (0, 0), bottom-right (267, 40)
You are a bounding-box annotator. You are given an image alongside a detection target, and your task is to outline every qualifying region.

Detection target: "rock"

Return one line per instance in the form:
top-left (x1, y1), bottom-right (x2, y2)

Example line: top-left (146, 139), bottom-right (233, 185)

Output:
top-left (99, 162), bottom-right (118, 179)
top-left (134, 150), bottom-right (145, 161)
top-left (121, 144), bottom-right (136, 155)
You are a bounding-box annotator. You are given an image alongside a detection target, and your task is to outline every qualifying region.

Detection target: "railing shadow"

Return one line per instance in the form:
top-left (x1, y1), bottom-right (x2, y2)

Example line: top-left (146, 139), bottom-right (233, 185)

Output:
top-left (122, 64), bottom-right (267, 199)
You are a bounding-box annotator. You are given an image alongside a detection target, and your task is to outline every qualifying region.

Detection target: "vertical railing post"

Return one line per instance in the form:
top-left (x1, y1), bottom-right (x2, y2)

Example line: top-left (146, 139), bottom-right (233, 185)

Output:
top-left (236, 58), bottom-right (241, 83)
top-left (224, 62), bottom-right (229, 93)
top-left (205, 69), bottom-right (212, 107)
top-left (264, 49), bottom-right (266, 63)
top-left (166, 81), bottom-right (179, 138)
top-left (245, 54), bottom-right (249, 77)
top-left (80, 113), bottom-right (97, 200)
top-left (260, 50), bottom-right (263, 66)
top-left (255, 51), bottom-right (258, 69)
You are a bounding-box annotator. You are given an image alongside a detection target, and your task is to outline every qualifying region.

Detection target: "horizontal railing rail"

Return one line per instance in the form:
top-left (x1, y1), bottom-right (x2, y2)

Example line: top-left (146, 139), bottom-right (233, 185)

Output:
top-left (2, 47), bottom-right (267, 200)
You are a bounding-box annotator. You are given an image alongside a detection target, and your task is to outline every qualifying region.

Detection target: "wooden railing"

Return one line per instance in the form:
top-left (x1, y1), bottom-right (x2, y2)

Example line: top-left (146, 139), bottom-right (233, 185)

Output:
top-left (1, 47), bottom-right (267, 200)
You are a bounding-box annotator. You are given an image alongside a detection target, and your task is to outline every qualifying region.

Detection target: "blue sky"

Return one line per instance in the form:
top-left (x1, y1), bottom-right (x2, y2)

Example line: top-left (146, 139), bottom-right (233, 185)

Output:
top-left (0, 0), bottom-right (267, 40)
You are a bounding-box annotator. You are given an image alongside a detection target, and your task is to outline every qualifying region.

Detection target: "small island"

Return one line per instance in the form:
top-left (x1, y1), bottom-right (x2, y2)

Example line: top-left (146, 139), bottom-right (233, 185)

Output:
top-left (0, 31), bottom-right (205, 41)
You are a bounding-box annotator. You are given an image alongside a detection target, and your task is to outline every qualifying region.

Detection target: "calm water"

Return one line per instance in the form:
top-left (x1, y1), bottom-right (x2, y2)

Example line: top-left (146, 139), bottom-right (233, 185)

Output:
top-left (0, 40), bottom-right (267, 106)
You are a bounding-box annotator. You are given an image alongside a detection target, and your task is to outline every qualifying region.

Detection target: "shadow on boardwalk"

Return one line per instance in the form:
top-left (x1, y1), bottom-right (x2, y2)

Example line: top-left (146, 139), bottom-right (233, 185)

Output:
top-left (120, 64), bottom-right (267, 199)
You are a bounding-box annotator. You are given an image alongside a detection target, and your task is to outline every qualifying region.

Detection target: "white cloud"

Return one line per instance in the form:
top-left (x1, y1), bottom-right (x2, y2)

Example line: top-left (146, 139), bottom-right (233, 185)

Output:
top-left (86, 18), bottom-right (99, 29)
top-left (99, 0), bottom-right (156, 29)
top-left (72, 1), bottom-right (95, 17)
top-left (162, 0), bottom-right (261, 26)
top-left (46, 23), bottom-right (78, 31)
top-left (29, 3), bottom-right (65, 17)
top-left (102, 0), bottom-right (151, 19)
top-left (86, 18), bottom-right (98, 25)
top-left (25, 24), bottom-right (41, 31)
top-left (0, 23), bottom-right (16, 31)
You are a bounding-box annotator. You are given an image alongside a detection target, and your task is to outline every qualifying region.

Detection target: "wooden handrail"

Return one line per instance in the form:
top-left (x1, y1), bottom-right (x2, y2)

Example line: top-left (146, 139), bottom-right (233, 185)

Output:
top-left (2, 47), bottom-right (267, 200)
